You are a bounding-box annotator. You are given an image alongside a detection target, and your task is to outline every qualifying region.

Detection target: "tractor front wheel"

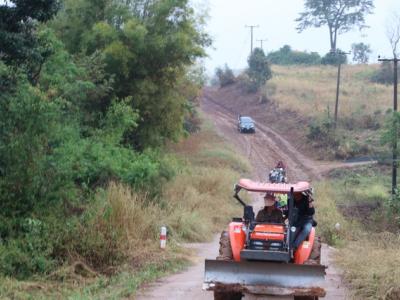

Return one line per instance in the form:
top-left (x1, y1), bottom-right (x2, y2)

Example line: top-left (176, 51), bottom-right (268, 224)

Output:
top-left (214, 230), bottom-right (242, 300)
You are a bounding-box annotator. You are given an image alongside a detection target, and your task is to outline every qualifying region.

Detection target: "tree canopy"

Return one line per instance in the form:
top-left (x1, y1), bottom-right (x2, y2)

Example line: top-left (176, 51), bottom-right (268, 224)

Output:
top-left (351, 42), bottom-right (371, 63)
top-left (0, 0), bottom-right (60, 81)
top-left (52, 0), bottom-right (210, 148)
top-left (248, 48), bottom-right (272, 85)
top-left (296, 0), bottom-right (374, 51)
top-left (239, 48), bottom-right (272, 92)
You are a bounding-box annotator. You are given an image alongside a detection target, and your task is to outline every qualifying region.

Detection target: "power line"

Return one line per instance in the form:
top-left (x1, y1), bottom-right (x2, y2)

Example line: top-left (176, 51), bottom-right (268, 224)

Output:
top-left (256, 38), bottom-right (268, 51)
top-left (332, 50), bottom-right (350, 129)
top-left (245, 25), bottom-right (259, 55)
top-left (378, 55), bottom-right (399, 196)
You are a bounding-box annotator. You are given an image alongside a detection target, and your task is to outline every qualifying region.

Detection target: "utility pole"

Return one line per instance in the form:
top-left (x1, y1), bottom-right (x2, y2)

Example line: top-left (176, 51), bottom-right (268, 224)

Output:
top-left (256, 38), bottom-right (268, 51)
top-left (245, 25), bottom-right (259, 55)
top-left (378, 56), bottom-right (399, 196)
top-left (333, 50), bottom-right (350, 129)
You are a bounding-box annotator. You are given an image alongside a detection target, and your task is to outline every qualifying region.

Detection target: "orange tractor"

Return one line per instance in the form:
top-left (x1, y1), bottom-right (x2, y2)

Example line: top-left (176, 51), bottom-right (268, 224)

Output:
top-left (204, 179), bottom-right (326, 300)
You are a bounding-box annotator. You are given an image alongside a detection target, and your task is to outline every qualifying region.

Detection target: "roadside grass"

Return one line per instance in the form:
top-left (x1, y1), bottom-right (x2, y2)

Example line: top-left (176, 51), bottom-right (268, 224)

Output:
top-left (315, 166), bottom-right (400, 299)
top-left (0, 122), bottom-right (247, 299)
top-left (0, 258), bottom-right (186, 300)
top-left (337, 232), bottom-right (400, 300)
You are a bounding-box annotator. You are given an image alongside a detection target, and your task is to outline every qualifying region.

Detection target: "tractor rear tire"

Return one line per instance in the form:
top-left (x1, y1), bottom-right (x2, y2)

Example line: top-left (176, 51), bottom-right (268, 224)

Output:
top-left (214, 230), bottom-right (242, 300)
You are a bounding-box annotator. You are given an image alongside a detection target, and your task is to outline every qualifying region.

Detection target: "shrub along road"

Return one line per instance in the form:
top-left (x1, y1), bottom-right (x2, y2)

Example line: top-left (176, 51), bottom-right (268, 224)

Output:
top-left (136, 88), bottom-right (374, 299)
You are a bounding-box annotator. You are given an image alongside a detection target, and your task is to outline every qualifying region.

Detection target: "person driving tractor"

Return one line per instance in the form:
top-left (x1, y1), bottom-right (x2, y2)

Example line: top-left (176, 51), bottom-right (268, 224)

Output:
top-left (256, 193), bottom-right (284, 223)
top-left (292, 189), bottom-right (315, 250)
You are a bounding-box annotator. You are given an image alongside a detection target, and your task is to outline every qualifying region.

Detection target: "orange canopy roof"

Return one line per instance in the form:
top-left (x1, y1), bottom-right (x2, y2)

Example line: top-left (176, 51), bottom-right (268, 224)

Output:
top-left (237, 179), bottom-right (311, 193)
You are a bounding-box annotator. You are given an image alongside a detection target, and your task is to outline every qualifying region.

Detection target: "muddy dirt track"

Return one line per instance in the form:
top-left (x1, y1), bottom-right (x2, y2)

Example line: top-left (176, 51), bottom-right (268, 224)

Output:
top-left (136, 89), bottom-right (357, 300)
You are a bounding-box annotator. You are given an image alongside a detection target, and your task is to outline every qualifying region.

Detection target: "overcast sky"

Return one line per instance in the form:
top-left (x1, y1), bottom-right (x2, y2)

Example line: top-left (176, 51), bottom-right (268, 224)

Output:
top-left (194, 0), bottom-right (400, 73)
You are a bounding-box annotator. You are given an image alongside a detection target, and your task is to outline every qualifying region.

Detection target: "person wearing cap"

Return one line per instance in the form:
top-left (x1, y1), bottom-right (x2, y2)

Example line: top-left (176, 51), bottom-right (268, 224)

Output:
top-left (292, 189), bottom-right (315, 250)
top-left (256, 194), bottom-right (284, 223)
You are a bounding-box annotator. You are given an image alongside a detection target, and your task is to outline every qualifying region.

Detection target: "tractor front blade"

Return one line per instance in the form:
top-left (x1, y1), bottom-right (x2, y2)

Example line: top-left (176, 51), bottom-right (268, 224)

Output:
top-left (204, 259), bottom-right (326, 297)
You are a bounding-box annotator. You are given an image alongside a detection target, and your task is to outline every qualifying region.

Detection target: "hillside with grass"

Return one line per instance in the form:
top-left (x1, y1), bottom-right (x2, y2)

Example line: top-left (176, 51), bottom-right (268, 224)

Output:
top-left (214, 63), bottom-right (394, 160)
top-left (268, 64), bottom-right (395, 159)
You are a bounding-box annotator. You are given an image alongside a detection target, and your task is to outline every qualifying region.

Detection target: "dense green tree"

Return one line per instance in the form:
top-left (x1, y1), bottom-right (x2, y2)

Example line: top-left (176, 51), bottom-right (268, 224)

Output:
top-left (52, 0), bottom-right (210, 148)
top-left (351, 42), bottom-right (371, 63)
top-left (246, 48), bottom-right (272, 91)
top-left (215, 64), bottom-right (235, 87)
top-left (296, 0), bottom-right (374, 51)
top-left (0, 0), bottom-right (60, 82)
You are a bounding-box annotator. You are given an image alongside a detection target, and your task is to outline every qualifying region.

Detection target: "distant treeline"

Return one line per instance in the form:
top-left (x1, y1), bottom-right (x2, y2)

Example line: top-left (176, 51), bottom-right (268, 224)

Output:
top-left (266, 45), bottom-right (351, 66)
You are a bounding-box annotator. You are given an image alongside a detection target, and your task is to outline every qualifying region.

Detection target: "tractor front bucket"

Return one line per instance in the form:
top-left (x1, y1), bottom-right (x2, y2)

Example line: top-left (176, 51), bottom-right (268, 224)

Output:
top-left (204, 259), bottom-right (326, 297)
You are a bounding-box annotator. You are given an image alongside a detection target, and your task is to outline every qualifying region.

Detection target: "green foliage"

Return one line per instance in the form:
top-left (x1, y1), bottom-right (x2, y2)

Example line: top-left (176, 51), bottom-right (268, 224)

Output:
top-left (181, 63), bottom-right (207, 133)
top-left (215, 64), bottom-right (235, 87)
top-left (0, 0), bottom-right (209, 281)
top-left (53, 0), bottom-right (210, 149)
top-left (381, 112), bottom-right (400, 154)
top-left (370, 61), bottom-right (396, 85)
top-left (267, 45), bottom-right (321, 65)
top-left (351, 42), bottom-right (371, 63)
top-left (321, 51), bottom-right (348, 65)
top-left (0, 218), bottom-right (56, 278)
top-left (307, 115), bottom-right (336, 144)
top-left (296, 0), bottom-right (374, 51)
top-left (245, 48), bottom-right (272, 92)
top-left (0, 0), bottom-right (60, 81)
top-left (237, 73), bottom-right (259, 93)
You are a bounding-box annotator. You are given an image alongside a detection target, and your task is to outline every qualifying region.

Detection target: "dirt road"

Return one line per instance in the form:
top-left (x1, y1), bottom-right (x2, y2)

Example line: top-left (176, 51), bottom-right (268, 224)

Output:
top-left (137, 90), bottom-right (351, 299)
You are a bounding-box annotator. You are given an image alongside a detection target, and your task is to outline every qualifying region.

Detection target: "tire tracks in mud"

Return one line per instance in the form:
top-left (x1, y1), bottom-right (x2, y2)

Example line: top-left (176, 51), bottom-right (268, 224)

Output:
top-left (202, 93), bottom-right (318, 181)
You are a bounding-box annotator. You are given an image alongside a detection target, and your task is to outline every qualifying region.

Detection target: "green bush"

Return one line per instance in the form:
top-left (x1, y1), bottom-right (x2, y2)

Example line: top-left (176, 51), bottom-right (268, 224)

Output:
top-left (0, 218), bottom-right (56, 278)
top-left (237, 73), bottom-right (259, 93)
top-left (370, 61), bottom-right (397, 85)
top-left (215, 64), bottom-right (235, 87)
top-left (321, 51), bottom-right (347, 65)
top-left (267, 45), bottom-right (321, 65)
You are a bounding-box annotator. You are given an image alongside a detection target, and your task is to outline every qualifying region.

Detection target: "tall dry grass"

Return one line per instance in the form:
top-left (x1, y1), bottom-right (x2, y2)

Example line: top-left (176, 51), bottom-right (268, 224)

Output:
top-left (314, 178), bottom-right (400, 299)
top-left (268, 64), bottom-right (392, 119)
top-left (76, 125), bottom-right (247, 270)
top-left (337, 232), bottom-right (400, 299)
